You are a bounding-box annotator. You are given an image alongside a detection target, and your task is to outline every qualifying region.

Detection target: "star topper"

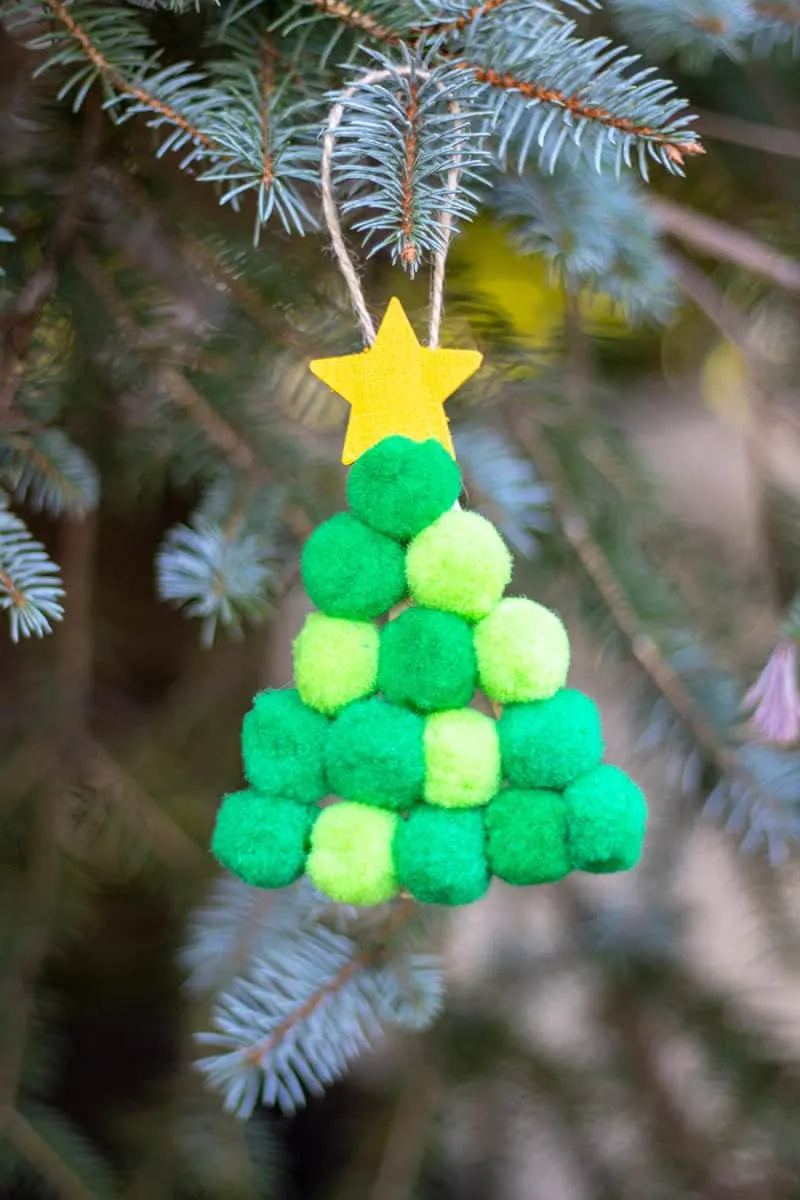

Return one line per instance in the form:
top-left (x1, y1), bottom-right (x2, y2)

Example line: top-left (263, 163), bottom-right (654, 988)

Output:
top-left (309, 298), bottom-right (483, 464)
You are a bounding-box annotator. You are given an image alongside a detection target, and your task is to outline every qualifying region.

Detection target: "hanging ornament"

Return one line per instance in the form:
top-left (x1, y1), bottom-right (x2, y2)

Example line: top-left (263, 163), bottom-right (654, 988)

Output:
top-left (210, 66), bottom-right (647, 907)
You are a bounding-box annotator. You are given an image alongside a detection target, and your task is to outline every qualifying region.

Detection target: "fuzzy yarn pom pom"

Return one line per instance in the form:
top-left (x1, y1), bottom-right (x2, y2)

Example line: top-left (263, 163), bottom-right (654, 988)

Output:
top-left (474, 597), bottom-right (570, 703)
top-left (211, 790), bottom-right (315, 889)
top-left (379, 607), bottom-right (476, 713)
top-left (347, 436), bottom-right (462, 542)
top-left (394, 805), bottom-right (489, 905)
top-left (423, 709), bottom-right (500, 808)
top-left (566, 765), bottom-right (647, 874)
top-left (499, 690), bottom-right (603, 792)
top-left (406, 510), bottom-right (512, 621)
top-left (307, 801), bottom-right (399, 905)
top-left (241, 688), bottom-right (329, 802)
top-left (301, 512), bottom-right (407, 620)
top-left (326, 697), bottom-right (424, 811)
top-left (485, 788), bottom-right (570, 885)
top-left (293, 612), bottom-right (379, 715)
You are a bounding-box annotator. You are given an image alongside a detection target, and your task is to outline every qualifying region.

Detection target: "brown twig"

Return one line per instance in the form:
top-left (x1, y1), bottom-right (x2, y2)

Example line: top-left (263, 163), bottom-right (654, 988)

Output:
top-left (400, 82), bottom-right (421, 268)
top-left (259, 41), bottom-right (275, 191)
top-left (244, 896), bottom-right (416, 1065)
top-left (652, 197), bottom-right (800, 292)
top-left (308, 0), bottom-right (399, 42)
top-left (412, 0), bottom-right (510, 37)
top-left (4, 1109), bottom-right (96, 1200)
top-left (695, 108), bottom-right (800, 160)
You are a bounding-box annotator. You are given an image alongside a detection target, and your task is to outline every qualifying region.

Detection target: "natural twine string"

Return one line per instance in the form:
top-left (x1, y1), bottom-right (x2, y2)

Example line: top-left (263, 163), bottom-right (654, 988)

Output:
top-left (320, 65), bottom-right (462, 350)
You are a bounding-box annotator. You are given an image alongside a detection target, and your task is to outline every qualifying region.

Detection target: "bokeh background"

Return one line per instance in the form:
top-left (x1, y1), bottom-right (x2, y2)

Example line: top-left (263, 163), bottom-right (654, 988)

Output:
top-left (3, 3), bottom-right (800, 1197)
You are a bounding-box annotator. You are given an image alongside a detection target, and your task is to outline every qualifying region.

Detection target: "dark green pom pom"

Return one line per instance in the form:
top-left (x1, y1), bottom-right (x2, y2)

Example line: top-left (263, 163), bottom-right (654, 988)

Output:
top-left (326, 696), bottom-right (424, 810)
top-left (499, 690), bottom-right (604, 792)
top-left (211, 790), bottom-right (315, 888)
top-left (566, 765), bottom-right (647, 874)
top-left (347, 436), bottom-right (462, 542)
top-left (379, 607), bottom-right (476, 713)
top-left (394, 805), bottom-right (489, 905)
top-left (485, 788), bottom-right (570, 885)
top-left (301, 512), bottom-right (407, 620)
top-left (242, 689), bottom-right (329, 803)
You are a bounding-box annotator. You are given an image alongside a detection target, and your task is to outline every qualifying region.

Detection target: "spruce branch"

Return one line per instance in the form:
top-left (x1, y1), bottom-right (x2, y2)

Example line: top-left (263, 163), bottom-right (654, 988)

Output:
top-left (0, 497), bottom-right (64, 640)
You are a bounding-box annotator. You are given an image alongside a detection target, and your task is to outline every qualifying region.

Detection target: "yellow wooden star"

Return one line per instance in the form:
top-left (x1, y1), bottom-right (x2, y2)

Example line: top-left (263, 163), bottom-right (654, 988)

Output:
top-left (309, 297), bottom-right (483, 465)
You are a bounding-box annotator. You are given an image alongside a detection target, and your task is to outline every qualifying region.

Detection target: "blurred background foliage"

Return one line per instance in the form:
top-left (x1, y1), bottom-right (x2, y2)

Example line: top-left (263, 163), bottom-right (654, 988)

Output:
top-left (4, 1), bottom-right (800, 1196)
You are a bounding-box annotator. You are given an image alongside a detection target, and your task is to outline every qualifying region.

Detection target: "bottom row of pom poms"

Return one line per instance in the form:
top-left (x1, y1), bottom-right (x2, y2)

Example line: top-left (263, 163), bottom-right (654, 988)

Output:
top-left (212, 764), bottom-right (647, 907)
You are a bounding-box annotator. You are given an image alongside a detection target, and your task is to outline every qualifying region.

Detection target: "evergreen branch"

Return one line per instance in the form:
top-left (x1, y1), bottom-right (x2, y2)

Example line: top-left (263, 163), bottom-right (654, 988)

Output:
top-left (0, 429), bottom-right (99, 518)
top-left (0, 496), bottom-right (64, 640)
top-left (652, 197), bottom-right (800, 292)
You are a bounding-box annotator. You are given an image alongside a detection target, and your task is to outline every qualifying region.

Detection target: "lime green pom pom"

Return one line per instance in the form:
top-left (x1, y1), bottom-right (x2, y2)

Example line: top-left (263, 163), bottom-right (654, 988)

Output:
top-left (301, 513), bottom-right (407, 620)
top-left (566, 765), bottom-right (647, 874)
top-left (499, 690), bottom-right (603, 792)
top-left (406, 510), bottom-right (512, 621)
top-left (474, 598), bottom-right (570, 703)
top-left (326, 697), bottom-right (424, 810)
top-left (294, 612), bottom-right (378, 715)
top-left (307, 802), bottom-right (399, 905)
top-left (379, 607), bottom-right (476, 713)
top-left (347, 436), bottom-right (462, 542)
top-left (241, 688), bottom-right (329, 802)
top-left (423, 709), bottom-right (500, 808)
top-left (211, 790), bottom-right (315, 888)
top-left (485, 788), bottom-right (570, 885)
top-left (395, 805), bottom-right (489, 905)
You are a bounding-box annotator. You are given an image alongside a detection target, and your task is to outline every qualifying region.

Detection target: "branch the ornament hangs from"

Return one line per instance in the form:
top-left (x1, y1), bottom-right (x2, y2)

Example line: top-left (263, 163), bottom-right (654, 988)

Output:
top-left (210, 65), bottom-right (647, 906)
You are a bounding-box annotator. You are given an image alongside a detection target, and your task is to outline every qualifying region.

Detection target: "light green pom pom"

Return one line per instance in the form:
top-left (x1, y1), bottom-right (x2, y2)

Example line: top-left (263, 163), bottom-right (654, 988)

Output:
top-left (566, 765), bottom-right (647, 874)
top-left (406, 510), bottom-right (512, 621)
top-left (293, 612), bottom-right (378, 715)
top-left (474, 597), bottom-right (570, 703)
top-left (306, 801), bottom-right (400, 905)
top-left (423, 709), bottom-right (500, 808)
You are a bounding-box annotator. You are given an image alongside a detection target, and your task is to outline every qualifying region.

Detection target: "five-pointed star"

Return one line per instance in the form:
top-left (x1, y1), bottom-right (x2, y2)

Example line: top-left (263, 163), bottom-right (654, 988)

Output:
top-left (309, 297), bottom-right (483, 464)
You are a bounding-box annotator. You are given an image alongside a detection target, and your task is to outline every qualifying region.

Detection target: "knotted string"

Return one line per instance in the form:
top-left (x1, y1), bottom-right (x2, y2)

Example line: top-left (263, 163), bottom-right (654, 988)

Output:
top-left (320, 65), bottom-right (462, 349)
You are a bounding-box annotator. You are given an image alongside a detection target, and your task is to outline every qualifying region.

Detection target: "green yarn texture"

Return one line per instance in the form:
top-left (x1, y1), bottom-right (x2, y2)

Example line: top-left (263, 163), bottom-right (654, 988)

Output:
top-left (241, 688), bottom-right (329, 802)
top-left (347, 435), bottom-right (462, 541)
top-left (499, 690), bottom-right (603, 792)
top-left (302, 512), bottom-right (407, 620)
top-left (326, 697), bottom-right (424, 811)
top-left (211, 434), bottom-right (648, 906)
top-left (379, 606), bottom-right (476, 713)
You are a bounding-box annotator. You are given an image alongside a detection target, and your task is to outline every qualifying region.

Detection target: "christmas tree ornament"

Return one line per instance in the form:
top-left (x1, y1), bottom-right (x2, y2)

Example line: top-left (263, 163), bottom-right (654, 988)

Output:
top-left (210, 65), bottom-right (647, 906)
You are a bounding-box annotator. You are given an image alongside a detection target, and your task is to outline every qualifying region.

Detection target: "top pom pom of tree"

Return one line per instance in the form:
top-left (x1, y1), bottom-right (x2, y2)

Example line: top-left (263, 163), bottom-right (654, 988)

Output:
top-left (212, 299), bottom-right (647, 906)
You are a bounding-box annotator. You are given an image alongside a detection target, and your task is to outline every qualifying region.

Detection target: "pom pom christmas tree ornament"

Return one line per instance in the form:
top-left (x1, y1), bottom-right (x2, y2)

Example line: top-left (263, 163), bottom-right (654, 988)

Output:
top-left (423, 709), bottom-right (500, 808)
top-left (346, 436), bottom-right (463, 542)
top-left (293, 612), bottom-right (379, 715)
top-left (212, 791), bottom-right (316, 889)
top-left (241, 688), bottom-right (330, 802)
top-left (307, 802), bottom-right (400, 905)
top-left (406, 509), bottom-right (512, 621)
top-left (379, 606), bottom-right (477, 713)
top-left (301, 512), bottom-right (407, 620)
top-left (395, 805), bottom-right (490, 906)
top-left (474, 597), bottom-right (570, 703)
top-left (499, 690), bottom-right (604, 792)
top-left (485, 788), bottom-right (571, 885)
top-left (566, 765), bottom-right (647, 874)
top-left (326, 696), bottom-right (425, 811)
top-left (210, 297), bottom-right (648, 903)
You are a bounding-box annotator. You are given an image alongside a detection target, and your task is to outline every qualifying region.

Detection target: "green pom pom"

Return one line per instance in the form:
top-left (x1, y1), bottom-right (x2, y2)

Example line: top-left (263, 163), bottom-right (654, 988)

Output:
top-left (379, 607), bottom-right (476, 713)
top-left (406, 510), bottom-right (512, 621)
top-left (294, 612), bottom-right (379, 715)
top-left (301, 512), bottom-right (407, 620)
top-left (485, 788), bottom-right (570, 885)
top-left (565, 765), bottom-right (647, 874)
top-left (394, 805), bottom-right (489, 905)
top-left (474, 598), bottom-right (570, 703)
top-left (241, 688), bottom-right (329, 802)
top-left (211, 790), bottom-right (315, 889)
top-left (423, 709), bottom-right (500, 808)
top-left (499, 690), bottom-right (603, 792)
top-left (326, 697), bottom-right (424, 810)
top-left (347, 436), bottom-right (462, 542)
top-left (307, 801), bottom-right (399, 905)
